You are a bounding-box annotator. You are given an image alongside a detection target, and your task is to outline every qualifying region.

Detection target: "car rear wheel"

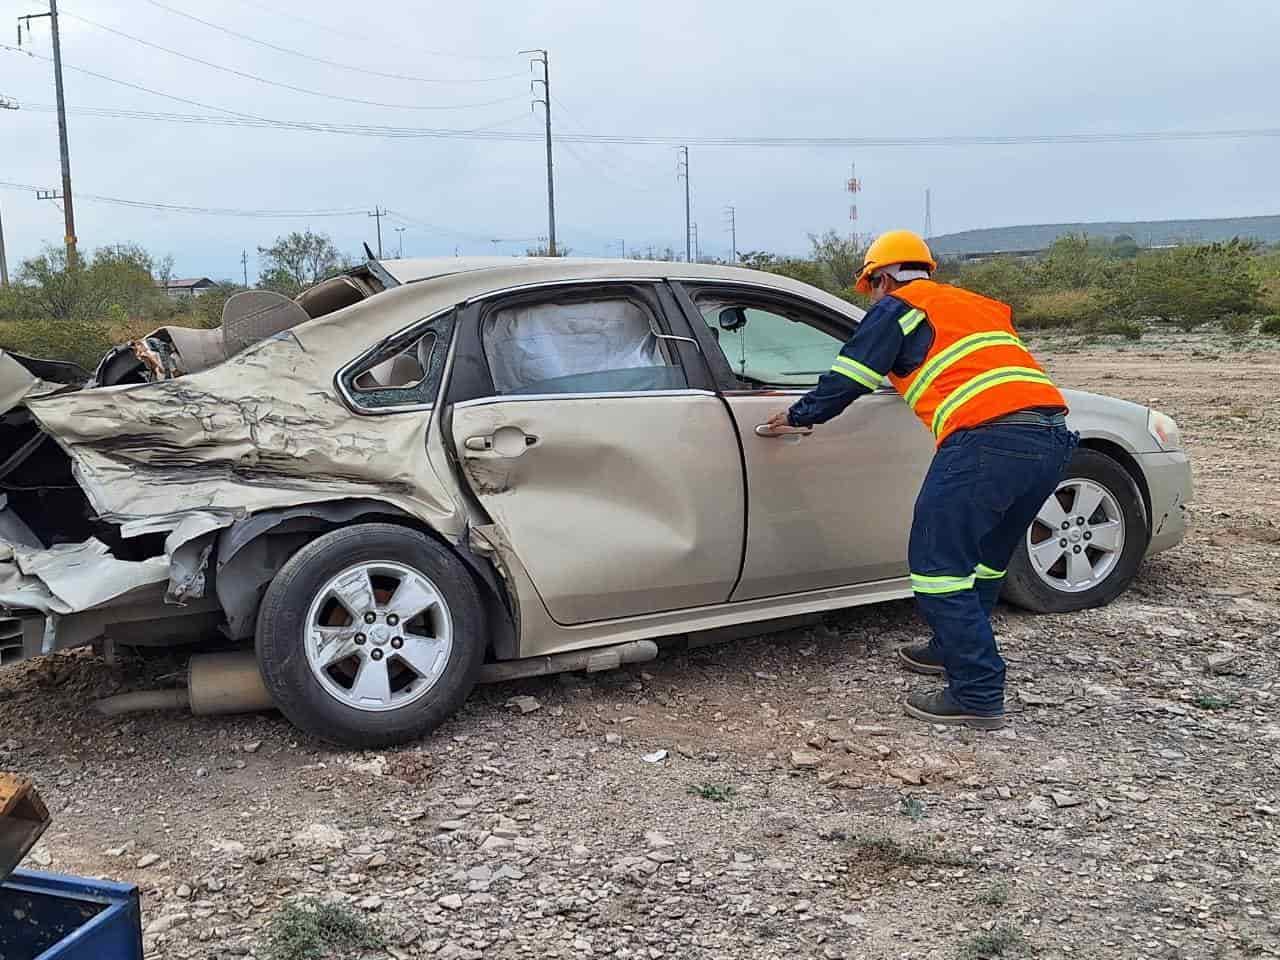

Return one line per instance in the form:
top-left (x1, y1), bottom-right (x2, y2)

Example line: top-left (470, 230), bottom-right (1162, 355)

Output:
top-left (1002, 448), bottom-right (1148, 614)
top-left (255, 523), bottom-right (485, 748)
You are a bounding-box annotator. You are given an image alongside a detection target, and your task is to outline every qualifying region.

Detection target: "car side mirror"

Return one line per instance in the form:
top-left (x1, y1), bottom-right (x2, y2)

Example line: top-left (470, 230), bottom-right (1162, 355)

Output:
top-left (718, 307), bottom-right (748, 332)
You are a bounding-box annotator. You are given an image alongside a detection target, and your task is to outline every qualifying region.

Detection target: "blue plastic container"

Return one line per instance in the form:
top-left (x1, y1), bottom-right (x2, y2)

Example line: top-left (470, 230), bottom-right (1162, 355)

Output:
top-left (0, 869), bottom-right (143, 960)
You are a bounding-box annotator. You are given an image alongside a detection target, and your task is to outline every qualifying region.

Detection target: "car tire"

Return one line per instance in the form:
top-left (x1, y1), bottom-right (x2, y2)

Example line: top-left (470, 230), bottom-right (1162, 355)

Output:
top-left (255, 522), bottom-right (485, 748)
top-left (1001, 448), bottom-right (1149, 614)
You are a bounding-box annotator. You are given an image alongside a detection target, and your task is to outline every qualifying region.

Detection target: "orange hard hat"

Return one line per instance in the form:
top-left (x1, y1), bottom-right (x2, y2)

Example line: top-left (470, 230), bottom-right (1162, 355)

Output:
top-left (854, 230), bottom-right (937, 294)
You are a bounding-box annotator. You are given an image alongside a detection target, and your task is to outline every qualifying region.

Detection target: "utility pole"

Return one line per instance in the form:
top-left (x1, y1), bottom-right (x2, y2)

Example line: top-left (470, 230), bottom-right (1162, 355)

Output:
top-left (924, 188), bottom-right (933, 239)
top-left (0, 200), bottom-right (8, 286)
top-left (19, 2), bottom-right (77, 266)
top-left (0, 95), bottom-right (17, 286)
top-left (676, 146), bottom-right (691, 262)
top-left (520, 49), bottom-right (557, 256)
top-left (395, 226), bottom-right (406, 258)
top-left (367, 207), bottom-right (385, 259)
top-left (692, 223), bottom-right (700, 263)
top-left (240, 249), bottom-right (249, 287)
top-left (724, 205), bottom-right (737, 264)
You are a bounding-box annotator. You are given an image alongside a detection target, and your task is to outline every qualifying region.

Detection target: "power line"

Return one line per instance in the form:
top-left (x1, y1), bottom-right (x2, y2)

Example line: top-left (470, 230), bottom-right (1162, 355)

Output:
top-left (550, 95), bottom-right (668, 186)
top-left (138, 0), bottom-right (525, 85)
top-left (20, 102), bottom-right (537, 139)
top-left (220, 0), bottom-right (520, 63)
top-left (10, 88), bottom-right (1280, 149)
top-left (0, 180), bottom-right (365, 217)
top-left (383, 209), bottom-right (539, 245)
top-left (18, 100), bottom-right (543, 138)
top-left (0, 179), bottom-right (528, 242)
top-left (58, 10), bottom-right (527, 111)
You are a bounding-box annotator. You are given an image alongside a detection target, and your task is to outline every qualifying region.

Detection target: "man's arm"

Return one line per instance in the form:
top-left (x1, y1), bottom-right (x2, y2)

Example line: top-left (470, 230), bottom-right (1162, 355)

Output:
top-left (783, 297), bottom-right (914, 427)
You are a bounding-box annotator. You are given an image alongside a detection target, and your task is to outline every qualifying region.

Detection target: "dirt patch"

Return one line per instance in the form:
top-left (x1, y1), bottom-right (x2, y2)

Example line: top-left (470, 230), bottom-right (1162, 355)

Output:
top-left (2, 335), bottom-right (1278, 959)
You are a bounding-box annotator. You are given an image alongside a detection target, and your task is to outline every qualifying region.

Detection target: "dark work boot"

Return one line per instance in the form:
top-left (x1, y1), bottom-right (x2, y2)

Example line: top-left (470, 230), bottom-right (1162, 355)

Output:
top-left (897, 642), bottom-right (945, 676)
top-left (904, 689), bottom-right (1005, 730)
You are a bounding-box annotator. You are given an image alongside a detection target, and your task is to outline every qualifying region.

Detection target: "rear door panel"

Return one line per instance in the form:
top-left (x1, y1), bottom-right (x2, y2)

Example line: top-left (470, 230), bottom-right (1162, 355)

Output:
top-left (446, 282), bottom-right (744, 626)
top-left (451, 393), bottom-right (744, 624)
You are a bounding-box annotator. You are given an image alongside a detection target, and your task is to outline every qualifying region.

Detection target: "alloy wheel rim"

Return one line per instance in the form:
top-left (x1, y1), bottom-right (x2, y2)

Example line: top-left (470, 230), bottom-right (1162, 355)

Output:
top-left (1026, 479), bottom-right (1126, 594)
top-left (303, 561), bottom-right (453, 712)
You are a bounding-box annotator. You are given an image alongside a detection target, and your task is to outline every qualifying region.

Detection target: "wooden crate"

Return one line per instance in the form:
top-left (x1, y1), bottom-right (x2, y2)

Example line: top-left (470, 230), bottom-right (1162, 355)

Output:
top-left (0, 773), bottom-right (50, 881)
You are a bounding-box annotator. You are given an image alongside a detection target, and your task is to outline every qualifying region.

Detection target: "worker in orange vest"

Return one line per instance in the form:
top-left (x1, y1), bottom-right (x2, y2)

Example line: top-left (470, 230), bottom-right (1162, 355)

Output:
top-left (766, 230), bottom-right (1077, 728)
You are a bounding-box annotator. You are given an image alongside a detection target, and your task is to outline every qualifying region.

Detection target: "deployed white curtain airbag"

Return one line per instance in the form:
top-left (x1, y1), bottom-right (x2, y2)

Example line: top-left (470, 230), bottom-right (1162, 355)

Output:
top-left (483, 299), bottom-right (663, 394)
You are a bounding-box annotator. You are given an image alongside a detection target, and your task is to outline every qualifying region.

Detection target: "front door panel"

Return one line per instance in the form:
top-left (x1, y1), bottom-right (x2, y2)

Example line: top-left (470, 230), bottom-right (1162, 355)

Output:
top-left (451, 393), bottom-right (745, 624)
top-left (727, 391), bottom-right (933, 600)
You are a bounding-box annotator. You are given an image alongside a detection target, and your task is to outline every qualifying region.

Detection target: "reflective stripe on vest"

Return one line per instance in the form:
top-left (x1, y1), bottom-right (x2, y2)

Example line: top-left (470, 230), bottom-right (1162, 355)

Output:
top-left (899, 308), bottom-right (926, 335)
top-left (902, 331), bottom-right (1024, 410)
top-left (930, 366), bottom-right (1054, 438)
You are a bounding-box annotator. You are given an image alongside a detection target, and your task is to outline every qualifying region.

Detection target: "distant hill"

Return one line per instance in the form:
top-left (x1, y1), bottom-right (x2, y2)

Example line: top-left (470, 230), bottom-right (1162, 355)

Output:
top-left (928, 215), bottom-right (1280, 256)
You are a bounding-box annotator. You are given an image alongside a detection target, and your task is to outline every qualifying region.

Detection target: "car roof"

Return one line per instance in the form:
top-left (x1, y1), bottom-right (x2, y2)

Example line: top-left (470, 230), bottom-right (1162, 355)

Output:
top-left (376, 257), bottom-right (865, 321)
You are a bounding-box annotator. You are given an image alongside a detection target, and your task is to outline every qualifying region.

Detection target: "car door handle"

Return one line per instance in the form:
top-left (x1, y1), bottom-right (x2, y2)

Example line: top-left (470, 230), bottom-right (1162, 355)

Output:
top-left (464, 426), bottom-right (539, 457)
top-left (754, 424), bottom-right (813, 442)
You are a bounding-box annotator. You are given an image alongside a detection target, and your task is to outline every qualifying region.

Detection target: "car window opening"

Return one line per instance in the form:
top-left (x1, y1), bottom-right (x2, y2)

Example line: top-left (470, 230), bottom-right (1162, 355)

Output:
top-left (481, 296), bottom-right (685, 396)
top-left (692, 293), bottom-right (843, 389)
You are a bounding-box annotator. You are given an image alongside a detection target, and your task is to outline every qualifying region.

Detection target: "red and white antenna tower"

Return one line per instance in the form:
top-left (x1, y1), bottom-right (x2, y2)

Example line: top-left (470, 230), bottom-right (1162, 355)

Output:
top-left (846, 162), bottom-right (863, 248)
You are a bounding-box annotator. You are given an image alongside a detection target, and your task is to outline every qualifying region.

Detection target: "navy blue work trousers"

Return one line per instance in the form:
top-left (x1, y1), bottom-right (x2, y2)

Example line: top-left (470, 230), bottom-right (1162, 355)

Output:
top-left (908, 421), bottom-right (1078, 714)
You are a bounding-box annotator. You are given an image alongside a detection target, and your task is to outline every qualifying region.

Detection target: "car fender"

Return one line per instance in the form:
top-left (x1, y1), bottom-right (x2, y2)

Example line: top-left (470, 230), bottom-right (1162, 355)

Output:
top-left (214, 499), bottom-right (516, 659)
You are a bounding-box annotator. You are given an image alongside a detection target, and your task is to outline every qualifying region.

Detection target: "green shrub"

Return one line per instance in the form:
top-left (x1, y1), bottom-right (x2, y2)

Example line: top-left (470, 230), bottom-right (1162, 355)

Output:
top-left (1259, 315), bottom-right (1280, 336)
top-left (1017, 288), bottom-right (1106, 330)
top-left (0, 317), bottom-right (114, 370)
top-left (1221, 314), bottom-right (1254, 338)
top-left (1134, 240), bottom-right (1263, 330)
top-left (1101, 319), bottom-right (1143, 340)
top-left (955, 257), bottom-right (1033, 310)
top-left (262, 898), bottom-right (382, 960)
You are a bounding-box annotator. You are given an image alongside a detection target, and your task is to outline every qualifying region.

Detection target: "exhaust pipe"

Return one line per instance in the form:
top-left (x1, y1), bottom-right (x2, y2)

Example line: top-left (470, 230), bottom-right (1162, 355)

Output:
top-left (92, 652), bottom-right (274, 718)
top-left (92, 640), bottom-right (660, 717)
top-left (186, 652), bottom-right (273, 715)
top-left (477, 639), bottom-right (658, 684)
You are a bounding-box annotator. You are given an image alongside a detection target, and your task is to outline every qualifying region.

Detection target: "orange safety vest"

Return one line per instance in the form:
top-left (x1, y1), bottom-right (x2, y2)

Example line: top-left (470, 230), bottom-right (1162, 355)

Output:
top-left (886, 280), bottom-right (1066, 446)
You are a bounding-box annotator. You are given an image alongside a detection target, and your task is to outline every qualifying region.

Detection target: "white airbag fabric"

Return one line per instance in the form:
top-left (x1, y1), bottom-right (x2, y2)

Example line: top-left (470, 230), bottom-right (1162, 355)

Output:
top-left (483, 299), bottom-right (663, 394)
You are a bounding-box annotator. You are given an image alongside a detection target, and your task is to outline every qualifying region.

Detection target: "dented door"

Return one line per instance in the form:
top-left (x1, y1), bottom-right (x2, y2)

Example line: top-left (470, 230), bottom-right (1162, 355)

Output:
top-left (450, 392), bottom-right (744, 624)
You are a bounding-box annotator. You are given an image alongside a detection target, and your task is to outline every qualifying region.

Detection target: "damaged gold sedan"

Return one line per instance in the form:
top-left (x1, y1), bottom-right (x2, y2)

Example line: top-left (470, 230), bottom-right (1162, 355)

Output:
top-left (0, 258), bottom-right (1191, 746)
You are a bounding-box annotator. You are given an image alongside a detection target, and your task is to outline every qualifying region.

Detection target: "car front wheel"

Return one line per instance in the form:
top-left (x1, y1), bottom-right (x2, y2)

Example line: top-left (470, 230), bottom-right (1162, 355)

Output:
top-left (1001, 448), bottom-right (1149, 614)
top-left (255, 523), bottom-right (485, 748)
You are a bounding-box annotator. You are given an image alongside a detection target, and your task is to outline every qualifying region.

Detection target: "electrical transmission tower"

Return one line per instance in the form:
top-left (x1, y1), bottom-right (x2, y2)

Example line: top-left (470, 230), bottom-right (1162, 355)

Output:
top-left (846, 161), bottom-right (862, 248)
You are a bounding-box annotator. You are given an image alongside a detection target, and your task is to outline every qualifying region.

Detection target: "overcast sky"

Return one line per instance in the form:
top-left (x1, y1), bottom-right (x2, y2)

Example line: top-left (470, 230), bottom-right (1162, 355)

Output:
top-left (2, 0), bottom-right (1277, 280)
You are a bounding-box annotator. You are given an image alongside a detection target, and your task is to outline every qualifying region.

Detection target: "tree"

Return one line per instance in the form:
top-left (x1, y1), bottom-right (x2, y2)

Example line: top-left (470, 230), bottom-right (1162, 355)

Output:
top-left (737, 250), bottom-right (831, 292)
top-left (807, 230), bottom-right (863, 291)
top-left (257, 230), bottom-right (345, 293)
top-left (525, 242), bottom-right (572, 257)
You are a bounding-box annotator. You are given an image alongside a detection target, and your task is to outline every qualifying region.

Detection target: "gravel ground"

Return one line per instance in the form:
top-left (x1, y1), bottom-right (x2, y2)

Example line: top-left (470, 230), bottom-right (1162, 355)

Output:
top-left (2, 336), bottom-right (1278, 960)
